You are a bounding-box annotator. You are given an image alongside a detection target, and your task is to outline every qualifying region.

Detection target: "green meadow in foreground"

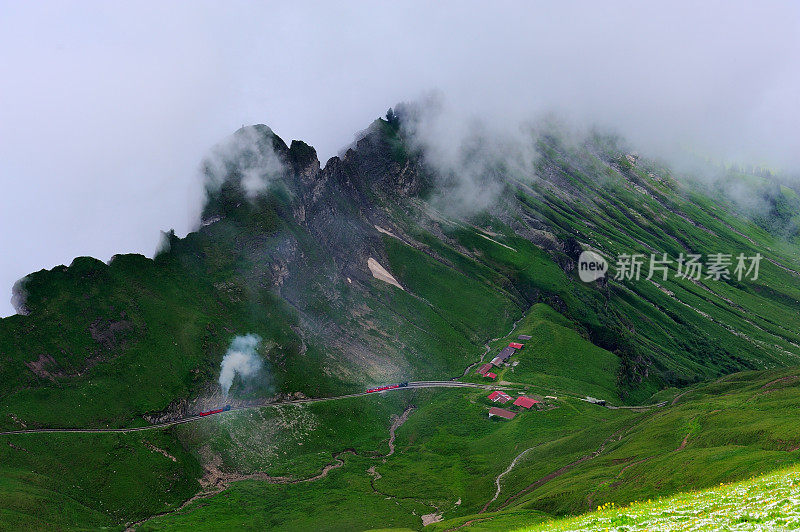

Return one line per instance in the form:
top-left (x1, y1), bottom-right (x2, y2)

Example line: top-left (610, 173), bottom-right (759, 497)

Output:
top-left (523, 464), bottom-right (800, 531)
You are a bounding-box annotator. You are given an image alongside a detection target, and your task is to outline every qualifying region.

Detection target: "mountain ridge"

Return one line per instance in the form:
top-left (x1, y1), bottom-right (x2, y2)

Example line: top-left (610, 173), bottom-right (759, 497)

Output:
top-left (4, 111), bottom-right (800, 529)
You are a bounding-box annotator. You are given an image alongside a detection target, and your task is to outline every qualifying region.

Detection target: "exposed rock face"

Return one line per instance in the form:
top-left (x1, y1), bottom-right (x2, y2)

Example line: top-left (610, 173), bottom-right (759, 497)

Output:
top-left (288, 140), bottom-right (321, 185)
top-left (191, 117), bottom-right (667, 389)
top-left (201, 121), bottom-right (425, 294)
top-left (24, 354), bottom-right (59, 381)
top-left (89, 316), bottom-right (134, 351)
top-left (216, 120), bottom-right (427, 222)
top-left (194, 120), bottom-right (421, 381)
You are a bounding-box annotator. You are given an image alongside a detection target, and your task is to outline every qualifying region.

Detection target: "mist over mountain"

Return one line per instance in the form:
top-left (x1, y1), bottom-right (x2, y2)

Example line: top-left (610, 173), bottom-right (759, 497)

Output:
top-left (3, 2), bottom-right (800, 317)
top-left (3, 4), bottom-right (800, 530)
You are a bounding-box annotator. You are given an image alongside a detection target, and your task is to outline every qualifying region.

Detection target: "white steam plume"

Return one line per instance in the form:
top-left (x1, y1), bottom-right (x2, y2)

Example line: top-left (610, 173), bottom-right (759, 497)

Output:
top-left (219, 334), bottom-right (263, 397)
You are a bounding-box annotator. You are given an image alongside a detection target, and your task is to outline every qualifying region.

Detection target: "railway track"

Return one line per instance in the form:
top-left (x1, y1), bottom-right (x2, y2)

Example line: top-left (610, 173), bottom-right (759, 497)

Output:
top-left (0, 381), bottom-right (504, 436)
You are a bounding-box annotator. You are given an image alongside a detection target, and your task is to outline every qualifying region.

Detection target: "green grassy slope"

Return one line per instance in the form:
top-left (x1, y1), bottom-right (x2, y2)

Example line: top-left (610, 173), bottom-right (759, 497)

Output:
top-left (507, 138), bottom-right (800, 390)
top-left (0, 430), bottom-right (202, 530)
top-left (139, 307), bottom-right (800, 531)
top-left (478, 304), bottom-right (619, 399)
top-left (0, 250), bottom-right (343, 431)
top-left (3, 120), bottom-right (800, 530)
top-left (522, 462), bottom-right (800, 531)
top-left (432, 366), bottom-right (800, 530)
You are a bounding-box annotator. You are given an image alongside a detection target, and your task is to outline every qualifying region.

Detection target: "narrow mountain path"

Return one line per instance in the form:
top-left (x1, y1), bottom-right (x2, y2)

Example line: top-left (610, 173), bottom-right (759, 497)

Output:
top-left (671, 390), bottom-right (691, 405)
top-left (482, 446), bottom-right (538, 512)
top-left (365, 405), bottom-right (455, 525)
top-left (385, 406), bottom-right (415, 458)
top-left (488, 403), bottom-right (672, 514)
top-left (487, 427), bottom-right (625, 513)
top-left (126, 451), bottom-right (358, 531)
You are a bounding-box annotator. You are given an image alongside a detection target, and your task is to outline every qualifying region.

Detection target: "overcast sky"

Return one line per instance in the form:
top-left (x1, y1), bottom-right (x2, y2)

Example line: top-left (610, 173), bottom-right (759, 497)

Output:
top-left (1, 1), bottom-right (799, 316)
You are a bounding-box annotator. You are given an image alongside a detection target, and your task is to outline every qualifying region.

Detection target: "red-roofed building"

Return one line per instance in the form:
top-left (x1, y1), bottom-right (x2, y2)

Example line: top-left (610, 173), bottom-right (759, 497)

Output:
top-left (509, 342), bottom-right (524, 349)
top-left (476, 363), bottom-right (493, 376)
top-left (487, 391), bottom-right (512, 403)
top-left (488, 407), bottom-right (516, 420)
top-left (486, 372), bottom-right (497, 379)
top-left (513, 396), bottom-right (540, 409)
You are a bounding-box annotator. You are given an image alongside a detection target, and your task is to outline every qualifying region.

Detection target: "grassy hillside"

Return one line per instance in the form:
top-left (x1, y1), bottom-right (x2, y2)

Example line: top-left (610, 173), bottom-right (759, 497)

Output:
top-left (134, 308), bottom-right (800, 531)
top-left (3, 119), bottom-right (800, 530)
top-left (431, 365), bottom-right (800, 530)
top-left (472, 304), bottom-right (619, 399)
top-left (0, 430), bottom-right (202, 530)
top-left (523, 463), bottom-right (800, 531)
top-left (0, 250), bottom-right (345, 431)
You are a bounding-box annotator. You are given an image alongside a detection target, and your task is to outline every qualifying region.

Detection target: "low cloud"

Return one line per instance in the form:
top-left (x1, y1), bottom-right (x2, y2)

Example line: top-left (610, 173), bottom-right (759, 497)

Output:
top-left (398, 95), bottom-right (539, 216)
top-left (10, 278), bottom-right (30, 316)
top-left (202, 126), bottom-right (286, 200)
top-left (3, 2), bottom-right (799, 316)
top-left (395, 96), bottom-right (578, 217)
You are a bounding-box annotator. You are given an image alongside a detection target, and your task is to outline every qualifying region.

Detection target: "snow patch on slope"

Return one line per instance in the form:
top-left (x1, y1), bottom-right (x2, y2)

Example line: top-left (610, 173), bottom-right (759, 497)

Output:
top-left (367, 258), bottom-right (403, 290)
top-left (374, 225), bottom-right (399, 239)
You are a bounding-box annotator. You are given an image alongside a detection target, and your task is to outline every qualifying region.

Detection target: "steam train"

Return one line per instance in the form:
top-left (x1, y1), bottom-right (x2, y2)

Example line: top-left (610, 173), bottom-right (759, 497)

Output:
top-left (365, 382), bottom-right (409, 393)
top-left (198, 405), bottom-right (232, 417)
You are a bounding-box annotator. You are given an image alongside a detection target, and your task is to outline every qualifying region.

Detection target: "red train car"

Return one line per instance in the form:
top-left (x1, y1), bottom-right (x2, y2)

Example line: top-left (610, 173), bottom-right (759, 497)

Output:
top-left (198, 405), bottom-right (232, 416)
top-left (366, 384), bottom-right (399, 393)
top-left (366, 382), bottom-right (409, 393)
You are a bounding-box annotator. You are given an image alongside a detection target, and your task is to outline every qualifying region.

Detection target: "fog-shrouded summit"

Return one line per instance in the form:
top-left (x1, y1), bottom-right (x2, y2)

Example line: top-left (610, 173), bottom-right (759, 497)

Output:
top-left (3, 2), bottom-right (800, 317)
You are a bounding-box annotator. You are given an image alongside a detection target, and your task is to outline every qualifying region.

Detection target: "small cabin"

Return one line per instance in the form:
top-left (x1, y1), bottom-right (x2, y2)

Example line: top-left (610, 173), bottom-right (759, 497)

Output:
top-left (488, 407), bottom-right (516, 420)
top-left (476, 363), bottom-right (493, 376)
top-left (584, 396), bottom-right (607, 406)
top-left (492, 346), bottom-right (515, 366)
top-left (488, 391), bottom-right (512, 403)
top-left (513, 396), bottom-right (539, 409)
